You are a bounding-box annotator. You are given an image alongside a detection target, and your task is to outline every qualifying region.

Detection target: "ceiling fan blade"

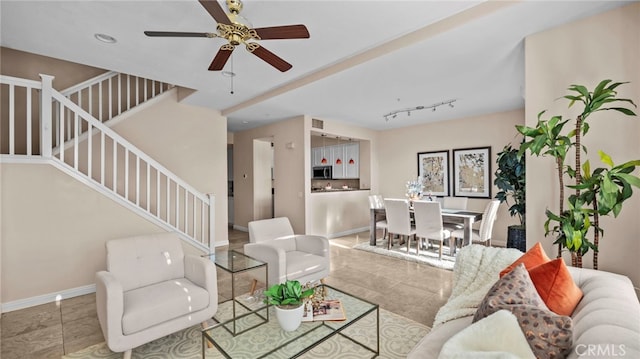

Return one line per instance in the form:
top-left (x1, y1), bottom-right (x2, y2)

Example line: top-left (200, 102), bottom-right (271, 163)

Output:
top-left (254, 25), bottom-right (310, 40)
top-left (144, 31), bottom-right (213, 38)
top-left (198, 0), bottom-right (232, 25)
top-left (248, 44), bottom-right (292, 72)
top-left (208, 45), bottom-right (235, 71)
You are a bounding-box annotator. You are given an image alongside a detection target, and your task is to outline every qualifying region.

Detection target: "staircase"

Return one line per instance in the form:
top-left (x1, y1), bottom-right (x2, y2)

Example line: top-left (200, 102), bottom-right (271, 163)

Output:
top-left (0, 72), bottom-right (214, 252)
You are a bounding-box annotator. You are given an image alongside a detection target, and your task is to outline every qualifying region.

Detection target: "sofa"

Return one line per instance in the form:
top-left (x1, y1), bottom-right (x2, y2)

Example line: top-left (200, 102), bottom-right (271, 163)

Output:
top-left (408, 245), bottom-right (640, 359)
top-left (96, 233), bottom-right (218, 359)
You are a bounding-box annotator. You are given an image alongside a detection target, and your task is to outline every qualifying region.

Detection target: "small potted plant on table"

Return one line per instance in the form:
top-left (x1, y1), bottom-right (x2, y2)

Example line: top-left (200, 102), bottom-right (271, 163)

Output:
top-left (264, 280), bottom-right (315, 331)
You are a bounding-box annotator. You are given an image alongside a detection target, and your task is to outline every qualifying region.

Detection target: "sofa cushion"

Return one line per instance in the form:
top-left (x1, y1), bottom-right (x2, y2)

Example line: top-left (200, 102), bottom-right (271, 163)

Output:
top-left (439, 310), bottom-right (535, 359)
top-left (529, 258), bottom-right (583, 316)
top-left (122, 278), bottom-right (209, 335)
top-left (474, 264), bottom-right (573, 359)
top-left (500, 242), bottom-right (550, 278)
top-left (285, 251), bottom-right (326, 281)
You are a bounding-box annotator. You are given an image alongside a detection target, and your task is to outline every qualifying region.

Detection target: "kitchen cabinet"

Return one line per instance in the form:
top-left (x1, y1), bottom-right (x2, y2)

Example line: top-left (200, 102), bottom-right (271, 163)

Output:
top-left (312, 147), bottom-right (329, 167)
top-left (312, 143), bottom-right (359, 179)
top-left (329, 143), bottom-right (359, 179)
top-left (344, 143), bottom-right (359, 179)
top-left (331, 145), bottom-right (345, 179)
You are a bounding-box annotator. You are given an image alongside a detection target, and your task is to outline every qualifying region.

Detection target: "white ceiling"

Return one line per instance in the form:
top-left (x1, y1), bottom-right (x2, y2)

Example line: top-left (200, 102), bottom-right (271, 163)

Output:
top-left (1, 0), bottom-right (633, 132)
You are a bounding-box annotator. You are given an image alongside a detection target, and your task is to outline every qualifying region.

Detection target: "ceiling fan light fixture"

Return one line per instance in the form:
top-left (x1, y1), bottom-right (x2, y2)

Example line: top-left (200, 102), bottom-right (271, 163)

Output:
top-left (94, 33), bottom-right (117, 44)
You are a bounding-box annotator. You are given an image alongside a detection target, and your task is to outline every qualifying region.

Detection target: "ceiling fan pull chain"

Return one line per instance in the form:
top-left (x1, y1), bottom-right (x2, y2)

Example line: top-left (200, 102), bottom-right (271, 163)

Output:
top-left (230, 53), bottom-right (234, 95)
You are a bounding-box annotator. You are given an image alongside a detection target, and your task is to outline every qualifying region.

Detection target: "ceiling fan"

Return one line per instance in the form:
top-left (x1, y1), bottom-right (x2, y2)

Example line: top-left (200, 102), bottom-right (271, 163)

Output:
top-left (144, 0), bottom-right (309, 72)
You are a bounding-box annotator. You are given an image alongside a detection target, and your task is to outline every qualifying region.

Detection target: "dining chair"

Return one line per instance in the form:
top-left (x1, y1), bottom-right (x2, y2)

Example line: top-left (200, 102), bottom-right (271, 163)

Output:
top-left (368, 194), bottom-right (388, 242)
top-left (413, 200), bottom-right (452, 259)
top-left (383, 198), bottom-right (416, 251)
top-left (442, 197), bottom-right (468, 210)
top-left (442, 197), bottom-right (468, 231)
top-left (451, 200), bottom-right (500, 247)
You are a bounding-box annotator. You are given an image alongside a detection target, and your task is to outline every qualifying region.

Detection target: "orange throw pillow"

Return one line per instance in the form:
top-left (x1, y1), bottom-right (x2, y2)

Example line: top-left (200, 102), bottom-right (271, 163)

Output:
top-left (500, 242), bottom-right (551, 278)
top-left (528, 258), bottom-right (583, 316)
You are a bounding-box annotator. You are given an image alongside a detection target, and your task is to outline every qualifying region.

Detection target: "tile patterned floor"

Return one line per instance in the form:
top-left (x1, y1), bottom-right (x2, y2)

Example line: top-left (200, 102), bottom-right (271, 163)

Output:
top-left (1, 228), bottom-right (453, 358)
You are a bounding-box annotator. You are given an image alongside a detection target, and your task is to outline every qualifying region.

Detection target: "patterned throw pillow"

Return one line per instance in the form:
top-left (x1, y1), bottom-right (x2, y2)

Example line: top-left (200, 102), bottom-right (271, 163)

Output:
top-left (473, 263), bottom-right (573, 359)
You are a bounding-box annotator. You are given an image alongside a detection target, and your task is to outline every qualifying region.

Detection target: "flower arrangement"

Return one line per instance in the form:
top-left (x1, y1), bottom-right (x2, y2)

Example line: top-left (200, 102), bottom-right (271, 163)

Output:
top-left (406, 177), bottom-right (424, 200)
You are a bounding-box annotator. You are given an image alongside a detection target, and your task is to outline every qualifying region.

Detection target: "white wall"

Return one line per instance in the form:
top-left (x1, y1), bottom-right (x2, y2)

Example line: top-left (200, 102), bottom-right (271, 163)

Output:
top-left (524, 2), bottom-right (640, 289)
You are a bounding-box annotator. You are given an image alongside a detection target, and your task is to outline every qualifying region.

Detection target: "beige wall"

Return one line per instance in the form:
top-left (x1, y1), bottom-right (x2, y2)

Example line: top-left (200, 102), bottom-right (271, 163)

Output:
top-left (109, 91), bottom-right (228, 246)
top-left (376, 109), bottom-right (525, 246)
top-left (0, 164), bottom-right (165, 303)
top-left (233, 116), bottom-right (306, 232)
top-left (1, 49), bottom-right (228, 305)
top-left (524, 3), bottom-right (640, 289)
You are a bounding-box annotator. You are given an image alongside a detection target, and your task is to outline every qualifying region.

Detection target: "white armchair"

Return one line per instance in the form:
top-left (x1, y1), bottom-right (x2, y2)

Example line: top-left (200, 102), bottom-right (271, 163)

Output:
top-left (95, 233), bottom-right (218, 359)
top-left (244, 217), bottom-right (330, 287)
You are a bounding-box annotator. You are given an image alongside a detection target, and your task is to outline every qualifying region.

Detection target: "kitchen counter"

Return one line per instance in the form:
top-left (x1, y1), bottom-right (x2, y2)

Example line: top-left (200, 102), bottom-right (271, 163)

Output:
top-left (311, 188), bottom-right (370, 193)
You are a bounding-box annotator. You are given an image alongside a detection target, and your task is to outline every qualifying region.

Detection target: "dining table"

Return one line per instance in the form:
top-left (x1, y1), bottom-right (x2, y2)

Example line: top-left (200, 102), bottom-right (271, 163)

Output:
top-left (369, 207), bottom-right (483, 253)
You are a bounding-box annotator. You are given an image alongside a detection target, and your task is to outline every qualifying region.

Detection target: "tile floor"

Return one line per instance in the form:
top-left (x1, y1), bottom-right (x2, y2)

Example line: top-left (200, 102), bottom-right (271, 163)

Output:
top-left (1, 228), bottom-right (453, 358)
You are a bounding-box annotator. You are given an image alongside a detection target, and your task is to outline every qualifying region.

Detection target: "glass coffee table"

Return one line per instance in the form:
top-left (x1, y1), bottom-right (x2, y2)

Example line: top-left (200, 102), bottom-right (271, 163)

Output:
top-left (205, 250), bottom-right (269, 336)
top-left (202, 284), bottom-right (379, 358)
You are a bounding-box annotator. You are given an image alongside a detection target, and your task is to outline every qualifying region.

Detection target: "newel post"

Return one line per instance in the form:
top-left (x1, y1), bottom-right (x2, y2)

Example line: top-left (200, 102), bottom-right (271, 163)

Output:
top-left (208, 193), bottom-right (216, 250)
top-left (39, 74), bottom-right (55, 158)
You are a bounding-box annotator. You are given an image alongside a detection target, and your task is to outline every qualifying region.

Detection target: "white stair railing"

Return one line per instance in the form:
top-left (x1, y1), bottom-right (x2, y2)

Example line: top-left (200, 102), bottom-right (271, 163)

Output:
top-left (0, 74), bottom-right (213, 251)
top-left (56, 71), bottom-right (172, 146)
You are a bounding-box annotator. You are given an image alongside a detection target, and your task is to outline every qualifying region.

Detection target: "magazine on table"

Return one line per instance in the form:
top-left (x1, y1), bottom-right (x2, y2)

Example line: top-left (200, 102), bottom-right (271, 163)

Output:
top-left (302, 299), bottom-right (346, 322)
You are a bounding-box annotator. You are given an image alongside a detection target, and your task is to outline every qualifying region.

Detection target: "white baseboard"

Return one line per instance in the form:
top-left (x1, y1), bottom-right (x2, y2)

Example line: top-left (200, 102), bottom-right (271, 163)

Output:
top-left (233, 225), bottom-right (248, 232)
top-left (1, 284), bottom-right (96, 313)
top-left (327, 226), bottom-right (369, 239)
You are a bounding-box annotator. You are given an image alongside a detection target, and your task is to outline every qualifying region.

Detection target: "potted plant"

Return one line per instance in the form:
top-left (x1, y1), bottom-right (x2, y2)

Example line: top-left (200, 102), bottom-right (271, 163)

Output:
top-left (517, 80), bottom-right (639, 268)
top-left (494, 143), bottom-right (526, 251)
top-left (263, 280), bottom-right (315, 331)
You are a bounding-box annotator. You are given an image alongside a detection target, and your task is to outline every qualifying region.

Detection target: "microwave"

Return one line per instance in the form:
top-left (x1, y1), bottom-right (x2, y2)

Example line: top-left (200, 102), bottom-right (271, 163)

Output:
top-left (312, 166), bottom-right (332, 179)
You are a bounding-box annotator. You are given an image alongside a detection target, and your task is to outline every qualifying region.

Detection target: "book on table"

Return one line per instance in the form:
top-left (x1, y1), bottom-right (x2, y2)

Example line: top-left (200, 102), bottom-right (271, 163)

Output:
top-left (302, 299), bottom-right (346, 322)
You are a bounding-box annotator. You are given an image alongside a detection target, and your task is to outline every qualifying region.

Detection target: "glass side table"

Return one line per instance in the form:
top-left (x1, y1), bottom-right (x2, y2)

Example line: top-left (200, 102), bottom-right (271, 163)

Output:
top-left (203, 250), bottom-right (269, 336)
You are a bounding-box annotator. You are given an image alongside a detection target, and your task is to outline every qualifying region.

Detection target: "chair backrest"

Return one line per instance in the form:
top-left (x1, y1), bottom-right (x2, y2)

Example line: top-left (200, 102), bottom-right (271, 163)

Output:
top-left (106, 233), bottom-right (185, 292)
top-left (477, 200), bottom-right (500, 242)
top-left (368, 194), bottom-right (385, 210)
top-left (248, 217), bottom-right (295, 243)
top-left (384, 198), bottom-right (412, 235)
top-left (442, 196), bottom-right (468, 210)
top-left (413, 200), bottom-right (445, 240)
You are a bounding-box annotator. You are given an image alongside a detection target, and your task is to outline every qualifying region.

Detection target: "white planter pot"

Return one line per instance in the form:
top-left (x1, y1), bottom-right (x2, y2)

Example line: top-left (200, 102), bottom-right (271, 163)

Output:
top-left (274, 305), bottom-right (304, 332)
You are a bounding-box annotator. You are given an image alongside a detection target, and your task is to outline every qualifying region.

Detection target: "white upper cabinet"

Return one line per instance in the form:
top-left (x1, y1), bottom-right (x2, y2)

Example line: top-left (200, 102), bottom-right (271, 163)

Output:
top-left (331, 145), bottom-right (346, 179)
top-left (344, 143), bottom-right (359, 179)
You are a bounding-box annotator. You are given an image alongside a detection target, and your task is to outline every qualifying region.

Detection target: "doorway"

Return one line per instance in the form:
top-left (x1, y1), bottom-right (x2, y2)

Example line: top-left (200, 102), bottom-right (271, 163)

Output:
top-left (253, 137), bottom-right (274, 220)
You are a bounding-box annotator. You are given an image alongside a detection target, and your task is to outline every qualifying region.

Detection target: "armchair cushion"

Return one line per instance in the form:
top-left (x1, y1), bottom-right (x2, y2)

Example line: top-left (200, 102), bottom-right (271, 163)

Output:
top-left (286, 251), bottom-right (328, 282)
top-left (122, 278), bottom-right (209, 335)
top-left (106, 233), bottom-right (185, 292)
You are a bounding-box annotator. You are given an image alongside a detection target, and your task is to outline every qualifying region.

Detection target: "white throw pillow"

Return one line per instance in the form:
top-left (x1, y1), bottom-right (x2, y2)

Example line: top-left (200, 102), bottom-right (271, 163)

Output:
top-left (438, 310), bottom-right (535, 359)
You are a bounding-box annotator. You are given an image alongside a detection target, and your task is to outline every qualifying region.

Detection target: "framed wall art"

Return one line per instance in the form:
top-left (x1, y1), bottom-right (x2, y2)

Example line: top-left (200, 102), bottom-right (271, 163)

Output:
top-left (417, 150), bottom-right (449, 197)
top-left (452, 146), bottom-right (491, 198)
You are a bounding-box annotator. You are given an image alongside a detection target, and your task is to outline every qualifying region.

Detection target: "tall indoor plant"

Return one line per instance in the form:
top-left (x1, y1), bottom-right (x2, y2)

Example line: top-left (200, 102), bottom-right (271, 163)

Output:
top-left (494, 143), bottom-right (526, 251)
top-left (517, 80), bottom-right (639, 268)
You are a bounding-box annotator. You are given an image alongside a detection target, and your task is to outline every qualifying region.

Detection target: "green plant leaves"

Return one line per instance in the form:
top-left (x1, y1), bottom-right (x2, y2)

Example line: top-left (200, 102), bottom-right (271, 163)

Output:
top-left (520, 80), bottom-right (638, 258)
top-left (263, 280), bottom-right (315, 307)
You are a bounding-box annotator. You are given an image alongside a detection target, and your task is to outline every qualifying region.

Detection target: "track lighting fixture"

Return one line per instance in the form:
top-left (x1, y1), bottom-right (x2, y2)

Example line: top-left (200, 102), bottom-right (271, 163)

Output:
top-left (383, 99), bottom-right (456, 122)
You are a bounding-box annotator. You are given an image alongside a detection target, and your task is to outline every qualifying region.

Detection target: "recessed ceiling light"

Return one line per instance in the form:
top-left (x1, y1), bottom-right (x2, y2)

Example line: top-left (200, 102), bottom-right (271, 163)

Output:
top-left (242, 121), bottom-right (249, 124)
top-left (94, 33), bottom-right (117, 44)
top-left (222, 71), bottom-right (236, 77)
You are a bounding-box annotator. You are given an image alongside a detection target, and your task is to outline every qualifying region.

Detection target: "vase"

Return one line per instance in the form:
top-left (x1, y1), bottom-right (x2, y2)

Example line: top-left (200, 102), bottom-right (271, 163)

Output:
top-left (274, 304), bottom-right (304, 331)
